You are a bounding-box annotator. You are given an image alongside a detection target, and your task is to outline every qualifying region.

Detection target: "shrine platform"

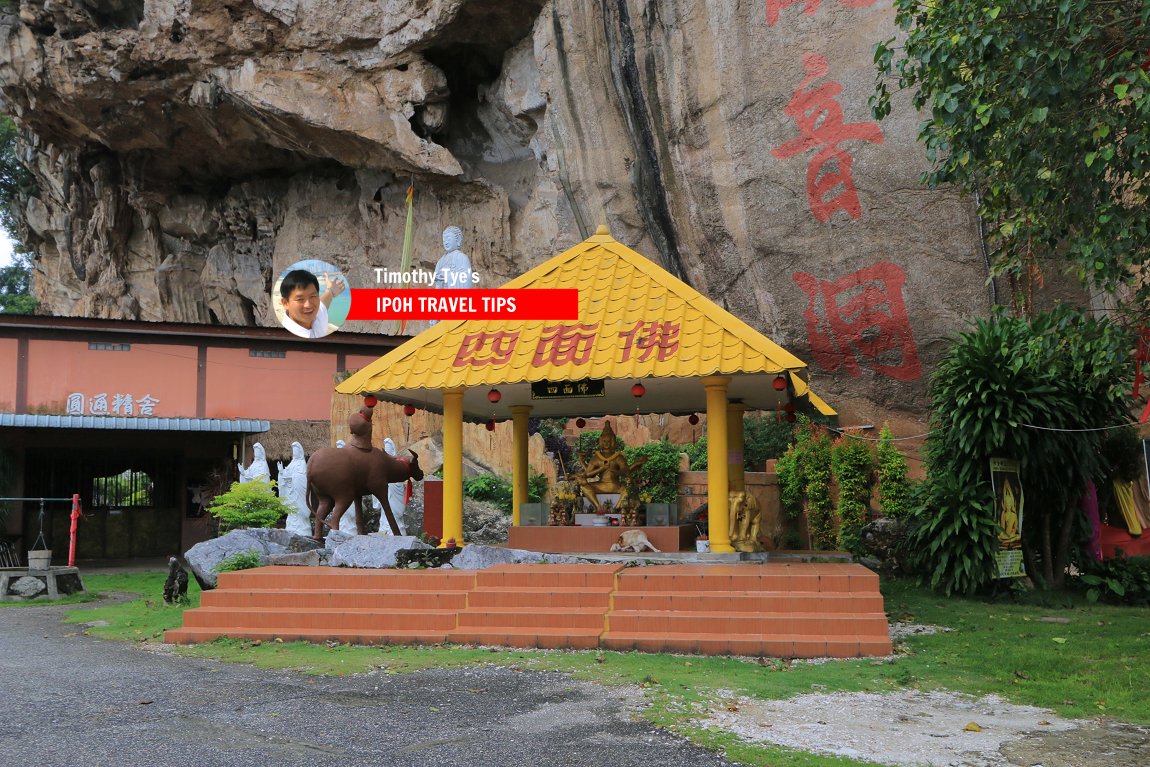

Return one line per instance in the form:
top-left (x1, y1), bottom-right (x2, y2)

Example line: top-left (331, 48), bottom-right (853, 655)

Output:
top-left (165, 563), bottom-right (892, 658)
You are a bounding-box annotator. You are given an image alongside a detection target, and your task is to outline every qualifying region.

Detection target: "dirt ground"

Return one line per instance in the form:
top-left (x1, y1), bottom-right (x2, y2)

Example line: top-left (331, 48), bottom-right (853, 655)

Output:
top-left (704, 689), bottom-right (1150, 767)
top-left (700, 624), bottom-right (1150, 766)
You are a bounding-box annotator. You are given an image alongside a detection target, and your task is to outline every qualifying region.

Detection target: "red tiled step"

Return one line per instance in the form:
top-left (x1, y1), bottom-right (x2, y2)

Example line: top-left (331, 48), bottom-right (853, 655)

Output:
top-left (600, 631), bottom-right (892, 658)
top-left (164, 627), bottom-right (451, 646)
top-left (466, 586), bottom-right (614, 609)
top-left (616, 563), bottom-right (878, 594)
top-left (217, 566), bottom-right (477, 592)
top-left (447, 628), bottom-right (602, 651)
top-left (181, 606), bottom-right (459, 632)
top-left (472, 563), bottom-right (624, 590)
top-left (610, 591), bottom-right (885, 613)
top-left (605, 610), bottom-right (889, 638)
top-left (199, 588), bottom-right (469, 610)
top-left (456, 607), bottom-right (607, 631)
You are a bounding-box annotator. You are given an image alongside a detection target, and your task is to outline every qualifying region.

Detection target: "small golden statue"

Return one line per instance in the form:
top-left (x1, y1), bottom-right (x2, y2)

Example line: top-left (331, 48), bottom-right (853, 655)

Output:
top-left (571, 420), bottom-right (646, 513)
top-left (729, 491), bottom-right (765, 553)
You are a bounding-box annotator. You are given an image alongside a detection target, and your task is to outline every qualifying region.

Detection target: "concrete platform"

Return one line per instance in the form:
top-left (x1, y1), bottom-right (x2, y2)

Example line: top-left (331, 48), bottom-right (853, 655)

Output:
top-left (0, 566), bottom-right (86, 601)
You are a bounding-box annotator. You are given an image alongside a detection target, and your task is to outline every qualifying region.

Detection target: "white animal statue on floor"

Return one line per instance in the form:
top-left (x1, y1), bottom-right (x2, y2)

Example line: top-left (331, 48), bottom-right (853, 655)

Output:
top-left (610, 529), bottom-right (661, 553)
top-left (277, 442), bottom-right (310, 536)
top-left (238, 442), bottom-right (270, 483)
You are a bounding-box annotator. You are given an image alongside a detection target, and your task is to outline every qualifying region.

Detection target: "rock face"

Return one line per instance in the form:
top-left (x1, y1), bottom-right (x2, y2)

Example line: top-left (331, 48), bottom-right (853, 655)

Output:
top-left (0, 0), bottom-right (1007, 411)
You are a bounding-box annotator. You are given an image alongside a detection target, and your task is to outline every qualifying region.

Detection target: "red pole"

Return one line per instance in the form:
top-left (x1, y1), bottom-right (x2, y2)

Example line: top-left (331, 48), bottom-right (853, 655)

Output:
top-left (68, 493), bottom-right (81, 568)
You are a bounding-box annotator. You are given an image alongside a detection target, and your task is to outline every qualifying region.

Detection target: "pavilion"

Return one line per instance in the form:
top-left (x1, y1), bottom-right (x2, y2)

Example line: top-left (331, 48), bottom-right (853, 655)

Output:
top-left (337, 225), bottom-right (835, 552)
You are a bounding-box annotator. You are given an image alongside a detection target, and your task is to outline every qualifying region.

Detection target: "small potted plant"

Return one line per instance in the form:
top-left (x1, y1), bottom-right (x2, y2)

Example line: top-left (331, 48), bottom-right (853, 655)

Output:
top-left (695, 533), bottom-right (710, 553)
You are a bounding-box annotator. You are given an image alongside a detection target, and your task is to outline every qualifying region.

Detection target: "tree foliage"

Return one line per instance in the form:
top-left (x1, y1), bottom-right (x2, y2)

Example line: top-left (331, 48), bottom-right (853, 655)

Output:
top-left (873, 1), bottom-right (1150, 312)
top-left (207, 479), bottom-right (292, 533)
top-left (915, 307), bottom-right (1133, 592)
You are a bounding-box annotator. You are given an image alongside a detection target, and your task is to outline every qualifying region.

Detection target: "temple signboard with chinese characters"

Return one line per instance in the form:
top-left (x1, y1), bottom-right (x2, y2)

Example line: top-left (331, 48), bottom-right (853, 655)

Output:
top-left (66, 392), bottom-right (161, 416)
top-left (530, 380), bottom-right (605, 400)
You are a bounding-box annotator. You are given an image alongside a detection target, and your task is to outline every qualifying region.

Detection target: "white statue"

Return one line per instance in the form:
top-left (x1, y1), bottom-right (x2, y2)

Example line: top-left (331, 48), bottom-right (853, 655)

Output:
top-left (381, 437), bottom-right (408, 535)
top-left (434, 226), bottom-right (476, 289)
top-left (338, 499), bottom-right (359, 534)
top-left (277, 442), bottom-right (310, 536)
top-left (332, 439), bottom-right (363, 533)
top-left (238, 443), bottom-right (270, 483)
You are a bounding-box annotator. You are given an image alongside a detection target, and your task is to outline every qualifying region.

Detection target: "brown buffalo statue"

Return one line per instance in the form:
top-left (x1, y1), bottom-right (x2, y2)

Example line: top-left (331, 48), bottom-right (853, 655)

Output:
top-left (306, 446), bottom-right (423, 539)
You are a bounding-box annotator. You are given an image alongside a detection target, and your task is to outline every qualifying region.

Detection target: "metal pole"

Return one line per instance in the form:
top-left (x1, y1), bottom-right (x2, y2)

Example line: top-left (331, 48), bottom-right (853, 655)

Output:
top-left (68, 494), bottom-right (81, 568)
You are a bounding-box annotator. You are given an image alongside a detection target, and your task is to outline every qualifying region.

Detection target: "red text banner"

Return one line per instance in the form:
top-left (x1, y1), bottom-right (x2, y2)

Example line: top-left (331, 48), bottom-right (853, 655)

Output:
top-left (347, 289), bottom-right (579, 321)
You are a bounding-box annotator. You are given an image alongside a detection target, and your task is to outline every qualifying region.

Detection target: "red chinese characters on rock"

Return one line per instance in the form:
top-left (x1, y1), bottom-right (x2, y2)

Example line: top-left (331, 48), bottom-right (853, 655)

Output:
top-left (792, 262), bottom-right (923, 382)
top-left (766, 0), bottom-right (876, 26)
top-left (618, 320), bottom-right (680, 363)
top-left (772, 52), bottom-right (884, 223)
top-left (532, 323), bottom-right (600, 367)
top-left (453, 330), bottom-right (520, 368)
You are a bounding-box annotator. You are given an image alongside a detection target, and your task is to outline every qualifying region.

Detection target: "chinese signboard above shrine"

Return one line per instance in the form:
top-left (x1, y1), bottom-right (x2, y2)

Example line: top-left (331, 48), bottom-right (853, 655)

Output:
top-left (530, 380), bottom-right (605, 400)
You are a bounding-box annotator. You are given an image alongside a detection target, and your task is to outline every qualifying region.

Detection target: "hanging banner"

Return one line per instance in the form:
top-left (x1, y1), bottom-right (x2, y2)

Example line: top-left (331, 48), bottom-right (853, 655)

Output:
top-left (989, 457), bottom-right (1025, 578)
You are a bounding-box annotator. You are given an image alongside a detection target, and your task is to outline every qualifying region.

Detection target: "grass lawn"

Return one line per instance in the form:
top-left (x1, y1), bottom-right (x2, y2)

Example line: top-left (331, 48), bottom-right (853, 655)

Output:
top-left (57, 570), bottom-right (1149, 767)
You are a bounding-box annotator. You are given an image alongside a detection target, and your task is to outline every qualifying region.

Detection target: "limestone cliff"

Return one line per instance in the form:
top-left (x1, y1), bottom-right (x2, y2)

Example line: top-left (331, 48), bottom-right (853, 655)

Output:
top-left (0, 0), bottom-right (997, 412)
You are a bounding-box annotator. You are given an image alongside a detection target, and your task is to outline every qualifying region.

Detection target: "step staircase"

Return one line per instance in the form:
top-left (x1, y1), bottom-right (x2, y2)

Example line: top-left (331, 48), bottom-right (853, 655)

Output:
top-left (601, 563), bottom-right (891, 657)
top-left (165, 563), bottom-right (891, 657)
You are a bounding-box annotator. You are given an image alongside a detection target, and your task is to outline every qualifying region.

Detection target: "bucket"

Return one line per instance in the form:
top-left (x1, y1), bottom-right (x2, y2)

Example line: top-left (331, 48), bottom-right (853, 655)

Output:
top-left (695, 540), bottom-right (710, 553)
top-left (27, 550), bottom-right (52, 569)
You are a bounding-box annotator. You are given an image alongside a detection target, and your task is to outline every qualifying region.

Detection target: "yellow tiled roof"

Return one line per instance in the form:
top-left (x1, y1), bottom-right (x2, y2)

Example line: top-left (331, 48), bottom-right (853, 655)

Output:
top-left (338, 226), bottom-right (821, 400)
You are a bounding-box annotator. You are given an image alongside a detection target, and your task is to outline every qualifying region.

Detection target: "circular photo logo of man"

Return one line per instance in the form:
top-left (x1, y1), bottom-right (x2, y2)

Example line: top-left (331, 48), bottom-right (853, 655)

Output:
top-left (272, 259), bottom-right (350, 339)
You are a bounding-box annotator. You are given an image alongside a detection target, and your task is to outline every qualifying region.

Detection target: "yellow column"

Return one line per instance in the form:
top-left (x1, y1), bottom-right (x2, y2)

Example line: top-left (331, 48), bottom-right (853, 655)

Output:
top-left (441, 387), bottom-right (465, 547)
top-left (510, 405), bottom-right (532, 526)
top-left (704, 376), bottom-right (734, 553)
top-left (727, 401), bottom-right (747, 493)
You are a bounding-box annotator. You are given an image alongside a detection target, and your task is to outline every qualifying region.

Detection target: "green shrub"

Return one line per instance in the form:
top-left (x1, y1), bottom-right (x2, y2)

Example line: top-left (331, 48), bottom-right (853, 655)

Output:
top-left (216, 550), bottom-right (263, 573)
top-left (876, 423), bottom-right (913, 519)
top-left (623, 439), bottom-right (683, 504)
top-left (831, 434), bottom-right (874, 555)
top-left (207, 479), bottom-right (291, 533)
top-left (463, 474), bottom-right (512, 510)
top-left (463, 473), bottom-right (546, 514)
top-left (777, 418), bottom-right (836, 548)
top-left (804, 430), bottom-right (835, 550)
top-left (1080, 555), bottom-right (1150, 606)
top-left (923, 307), bottom-right (1132, 591)
top-left (684, 436), bottom-right (708, 471)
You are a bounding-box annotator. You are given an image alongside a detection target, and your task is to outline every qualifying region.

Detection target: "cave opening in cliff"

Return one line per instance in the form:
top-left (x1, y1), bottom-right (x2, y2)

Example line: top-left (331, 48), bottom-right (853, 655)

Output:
top-left (418, 0), bottom-right (545, 160)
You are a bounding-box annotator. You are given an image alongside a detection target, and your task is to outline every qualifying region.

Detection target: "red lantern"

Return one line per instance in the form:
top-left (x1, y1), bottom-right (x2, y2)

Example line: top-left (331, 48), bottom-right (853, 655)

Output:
top-left (688, 413), bottom-right (699, 425)
top-left (772, 375), bottom-right (787, 391)
top-left (783, 401), bottom-right (796, 423)
top-left (631, 382), bottom-right (646, 397)
top-left (363, 395), bottom-right (378, 407)
top-left (575, 417), bottom-right (586, 428)
top-left (403, 404), bottom-right (416, 417)
top-left (487, 388), bottom-right (502, 404)
top-left (485, 419), bottom-right (496, 432)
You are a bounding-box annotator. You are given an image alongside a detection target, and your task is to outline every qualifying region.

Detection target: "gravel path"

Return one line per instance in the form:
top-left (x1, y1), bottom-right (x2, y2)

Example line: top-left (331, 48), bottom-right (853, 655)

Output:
top-left (0, 601), bottom-right (731, 767)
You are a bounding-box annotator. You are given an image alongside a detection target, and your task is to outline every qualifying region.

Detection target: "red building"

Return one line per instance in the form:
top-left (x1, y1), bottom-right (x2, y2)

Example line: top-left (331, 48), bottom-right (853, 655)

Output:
top-left (0, 315), bottom-right (401, 561)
